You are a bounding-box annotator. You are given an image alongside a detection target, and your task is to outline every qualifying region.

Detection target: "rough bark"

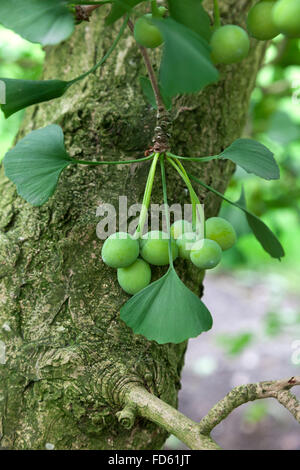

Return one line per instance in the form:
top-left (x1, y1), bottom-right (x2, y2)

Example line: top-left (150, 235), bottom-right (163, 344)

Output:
top-left (0, 1), bottom-right (267, 450)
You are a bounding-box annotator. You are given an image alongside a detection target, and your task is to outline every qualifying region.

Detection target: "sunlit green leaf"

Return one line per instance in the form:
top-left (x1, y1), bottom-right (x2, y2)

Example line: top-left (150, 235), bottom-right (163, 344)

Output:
top-left (168, 0), bottom-right (211, 41)
top-left (139, 76), bottom-right (172, 110)
top-left (236, 187), bottom-right (284, 259)
top-left (120, 267), bottom-right (213, 344)
top-left (3, 125), bottom-right (73, 206)
top-left (220, 139), bottom-right (280, 180)
top-left (0, 0), bottom-right (74, 45)
top-left (0, 78), bottom-right (70, 118)
top-left (189, 175), bottom-right (285, 259)
top-left (153, 18), bottom-right (218, 97)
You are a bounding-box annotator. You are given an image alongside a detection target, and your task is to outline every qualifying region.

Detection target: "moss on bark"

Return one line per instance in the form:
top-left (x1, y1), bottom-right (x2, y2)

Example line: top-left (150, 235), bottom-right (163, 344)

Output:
top-left (0, 1), bottom-right (266, 449)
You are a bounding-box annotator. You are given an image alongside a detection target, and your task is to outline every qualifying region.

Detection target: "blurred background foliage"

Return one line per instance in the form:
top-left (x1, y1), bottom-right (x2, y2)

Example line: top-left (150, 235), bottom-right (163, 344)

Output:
top-left (0, 26), bottom-right (44, 161)
top-left (218, 35), bottom-right (300, 290)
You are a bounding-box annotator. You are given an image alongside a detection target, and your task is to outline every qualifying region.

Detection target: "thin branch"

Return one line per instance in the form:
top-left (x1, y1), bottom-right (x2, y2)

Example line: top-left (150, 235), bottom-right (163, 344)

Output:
top-left (75, 4), bottom-right (103, 22)
top-left (127, 19), bottom-right (171, 153)
top-left (276, 390), bottom-right (300, 422)
top-left (118, 377), bottom-right (300, 450)
top-left (123, 385), bottom-right (221, 450)
top-left (198, 376), bottom-right (300, 436)
top-left (84, 4), bottom-right (102, 14)
top-left (128, 19), bottom-right (165, 112)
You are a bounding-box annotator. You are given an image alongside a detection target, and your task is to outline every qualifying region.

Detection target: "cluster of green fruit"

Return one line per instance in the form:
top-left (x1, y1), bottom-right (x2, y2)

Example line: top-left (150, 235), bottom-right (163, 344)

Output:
top-left (134, 0), bottom-right (300, 65)
top-left (211, 0), bottom-right (300, 65)
top-left (101, 217), bottom-right (237, 296)
top-left (247, 0), bottom-right (300, 40)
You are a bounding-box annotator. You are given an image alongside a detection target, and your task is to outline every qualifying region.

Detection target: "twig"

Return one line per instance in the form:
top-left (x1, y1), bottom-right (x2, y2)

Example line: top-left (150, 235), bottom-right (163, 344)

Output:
top-left (276, 390), bottom-right (300, 422)
top-left (75, 4), bottom-right (102, 22)
top-left (198, 376), bottom-right (300, 435)
top-left (128, 19), bottom-right (164, 111)
top-left (117, 377), bottom-right (300, 450)
top-left (128, 19), bottom-right (171, 153)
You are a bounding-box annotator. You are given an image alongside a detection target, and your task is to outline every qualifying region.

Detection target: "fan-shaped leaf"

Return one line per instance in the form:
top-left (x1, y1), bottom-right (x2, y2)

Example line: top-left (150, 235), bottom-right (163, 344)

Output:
top-left (189, 174), bottom-right (285, 260)
top-left (105, 0), bottom-right (143, 25)
top-left (168, 0), bottom-right (212, 41)
top-left (153, 18), bottom-right (218, 97)
top-left (220, 139), bottom-right (280, 180)
top-left (0, 78), bottom-right (70, 118)
top-left (3, 125), bottom-right (73, 206)
top-left (0, 0), bottom-right (74, 45)
top-left (235, 187), bottom-right (284, 259)
top-left (120, 268), bottom-right (213, 344)
top-left (0, 14), bottom-right (128, 118)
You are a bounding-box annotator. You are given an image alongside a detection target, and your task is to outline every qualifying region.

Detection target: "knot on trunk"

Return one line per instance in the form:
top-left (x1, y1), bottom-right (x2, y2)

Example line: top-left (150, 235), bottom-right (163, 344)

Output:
top-left (97, 360), bottom-right (145, 406)
top-left (152, 107), bottom-right (172, 153)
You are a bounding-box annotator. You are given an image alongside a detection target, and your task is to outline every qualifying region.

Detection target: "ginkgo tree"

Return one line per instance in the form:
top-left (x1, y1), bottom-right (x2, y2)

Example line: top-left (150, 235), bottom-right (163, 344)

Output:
top-left (0, 0), bottom-right (299, 451)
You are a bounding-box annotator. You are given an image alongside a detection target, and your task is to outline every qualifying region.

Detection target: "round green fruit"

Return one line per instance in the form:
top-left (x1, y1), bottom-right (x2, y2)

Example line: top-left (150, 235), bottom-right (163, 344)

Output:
top-left (247, 1), bottom-right (280, 40)
top-left (141, 230), bottom-right (178, 266)
top-left (134, 14), bottom-right (164, 48)
top-left (210, 25), bottom-right (250, 64)
top-left (170, 219), bottom-right (193, 240)
top-left (272, 0), bottom-right (300, 37)
top-left (176, 232), bottom-right (198, 260)
top-left (157, 6), bottom-right (167, 17)
top-left (101, 232), bottom-right (139, 268)
top-left (206, 217), bottom-right (237, 251)
top-left (190, 239), bottom-right (222, 270)
top-left (117, 258), bottom-right (151, 295)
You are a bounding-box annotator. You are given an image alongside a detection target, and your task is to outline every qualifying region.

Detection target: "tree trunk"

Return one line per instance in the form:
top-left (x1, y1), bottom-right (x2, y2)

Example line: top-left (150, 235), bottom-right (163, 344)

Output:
top-left (0, 1), bottom-right (266, 450)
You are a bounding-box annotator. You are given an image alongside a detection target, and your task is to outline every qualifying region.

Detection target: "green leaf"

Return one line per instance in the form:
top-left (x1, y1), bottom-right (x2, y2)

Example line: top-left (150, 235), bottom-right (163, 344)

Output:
top-left (139, 76), bottom-right (172, 110)
top-left (220, 139), bottom-right (280, 180)
top-left (188, 174), bottom-right (285, 260)
top-left (0, 0), bottom-right (74, 45)
top-left (167, 0), bottom-right (212, 41)
top-left (153, 18), bottom-right (218, 97)
top-left (0, 15), bottom-right (128, 118)
top-left (105, 0), bottom-right (143, 25)
top-left (0, 78), bottom-right (70, 118)
top-left (120, 268), bottom-right (213, 344)
top-left (236, 187), bottom-right (284, 259)
top-left (3, 125), bottom-right (73, 206)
